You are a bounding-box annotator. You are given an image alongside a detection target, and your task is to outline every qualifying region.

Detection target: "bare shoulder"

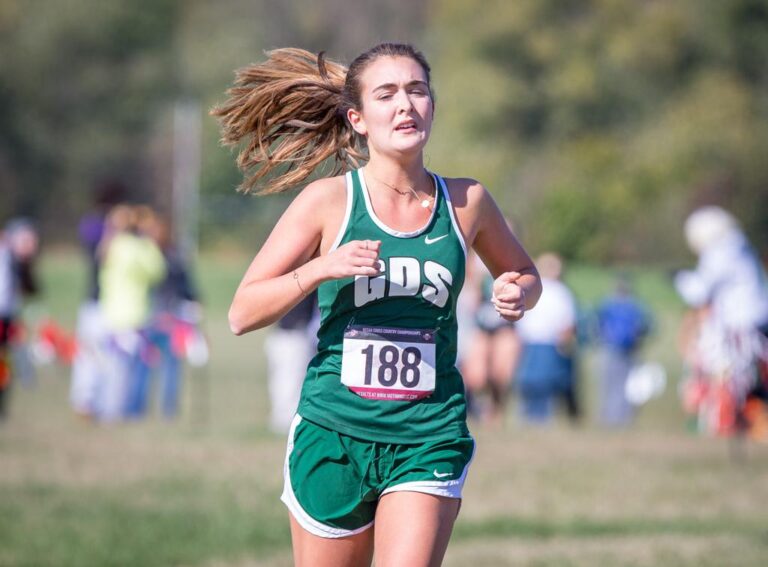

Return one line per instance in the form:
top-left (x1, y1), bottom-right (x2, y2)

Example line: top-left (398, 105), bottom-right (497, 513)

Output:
top-left (439, 176), bottom-right (492, 244)
top-left (283, 174), bottom-right (348, 253)
top-left (291, 174), bottom-right (347, 215)
top-left (440, 176), bottom-right (487, 209)
top-left (279, 174), bottom-right (346, 227)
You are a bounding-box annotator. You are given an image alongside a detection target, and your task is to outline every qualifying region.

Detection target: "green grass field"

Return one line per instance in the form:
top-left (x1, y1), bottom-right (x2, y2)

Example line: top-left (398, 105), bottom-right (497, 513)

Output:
top-left (1, 252), bottom-right (767, 567)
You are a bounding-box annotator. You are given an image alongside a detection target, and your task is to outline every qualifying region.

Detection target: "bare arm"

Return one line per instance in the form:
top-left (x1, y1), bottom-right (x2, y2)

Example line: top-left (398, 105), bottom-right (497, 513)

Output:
top-left (450, 178), bottom-right (542, 319)
top-left (228, 177), bottom-right (380, 335)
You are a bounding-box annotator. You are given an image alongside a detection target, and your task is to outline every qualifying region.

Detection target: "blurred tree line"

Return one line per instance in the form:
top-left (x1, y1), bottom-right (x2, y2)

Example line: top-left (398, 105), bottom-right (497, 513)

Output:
top-left (0, 0), bottom-right (766, 263)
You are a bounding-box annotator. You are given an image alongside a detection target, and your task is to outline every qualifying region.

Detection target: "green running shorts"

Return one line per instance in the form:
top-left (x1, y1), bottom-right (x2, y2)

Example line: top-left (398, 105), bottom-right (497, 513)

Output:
top-left (280, 415), bottom-right (475, 538)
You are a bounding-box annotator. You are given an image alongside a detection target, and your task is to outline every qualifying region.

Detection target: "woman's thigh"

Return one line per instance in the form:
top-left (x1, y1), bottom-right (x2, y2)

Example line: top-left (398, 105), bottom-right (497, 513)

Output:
top-left (373, 491), bottom-right (460, 567)
top-left (289, 513), bottom-right (374, 567)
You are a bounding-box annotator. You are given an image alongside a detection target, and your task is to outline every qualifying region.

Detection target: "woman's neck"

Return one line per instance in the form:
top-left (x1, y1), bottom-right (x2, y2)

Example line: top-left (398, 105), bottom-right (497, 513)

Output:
top-left (364, 154), bottom-right (430, 196)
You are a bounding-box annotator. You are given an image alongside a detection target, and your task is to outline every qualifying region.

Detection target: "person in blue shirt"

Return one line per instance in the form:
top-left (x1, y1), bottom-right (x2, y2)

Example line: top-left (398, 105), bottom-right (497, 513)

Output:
top-left (596, 273), bottom-right (650, 427)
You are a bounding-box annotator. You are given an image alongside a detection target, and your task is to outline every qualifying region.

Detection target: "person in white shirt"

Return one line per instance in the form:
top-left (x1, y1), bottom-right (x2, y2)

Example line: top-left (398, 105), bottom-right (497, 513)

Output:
top-left (675, 206), bottom-right (768, 435)
top-left (515, 253), bottom-right (578, 423)
top-left (676, 206), bottom-right (768, 334)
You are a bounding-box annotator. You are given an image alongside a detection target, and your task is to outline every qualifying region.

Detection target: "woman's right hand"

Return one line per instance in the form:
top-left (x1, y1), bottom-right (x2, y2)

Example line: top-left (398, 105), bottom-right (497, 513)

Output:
top-left (321, 239), bottom-right (382, 280)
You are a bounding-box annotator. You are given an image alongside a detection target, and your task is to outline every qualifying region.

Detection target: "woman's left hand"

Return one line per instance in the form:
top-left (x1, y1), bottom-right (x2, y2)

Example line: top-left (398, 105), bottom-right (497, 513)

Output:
top-left (491, 271), bottom-right (526, 321)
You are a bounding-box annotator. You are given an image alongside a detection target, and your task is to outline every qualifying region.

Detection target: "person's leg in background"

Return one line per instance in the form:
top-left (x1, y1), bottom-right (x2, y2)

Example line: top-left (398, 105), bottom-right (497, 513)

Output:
top-left (0, 317), bottom-right (13, 420)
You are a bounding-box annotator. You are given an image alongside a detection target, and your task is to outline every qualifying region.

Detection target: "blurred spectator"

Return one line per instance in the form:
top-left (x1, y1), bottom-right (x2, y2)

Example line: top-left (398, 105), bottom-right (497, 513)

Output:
top-left (461, 253), bottom-right (521, 426)
top-left (78, 180), bottom-right (127, 301)
top-left (596, 273), bottom-right (650, 427)
top-left (514, 253), bottom-right (578, 424)
top-left (126, 211), bottom-right (202, 419)
top-left (675, 206), bottom-right (768, 436)
top-left (0, 219), bottom-right (40, 420)
top-left (70, 181), bottom-right (124, 421)
top-left (264, 292), bottom-right (318, 434)
top-left (676, 207), bottom-right (768, 334)
top-left (97, 204), bottom-right (166, 422)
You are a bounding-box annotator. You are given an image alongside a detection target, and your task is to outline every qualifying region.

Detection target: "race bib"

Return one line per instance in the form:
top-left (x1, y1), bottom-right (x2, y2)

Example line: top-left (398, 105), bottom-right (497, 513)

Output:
top-left (341, 325), bottom-right (436, 401)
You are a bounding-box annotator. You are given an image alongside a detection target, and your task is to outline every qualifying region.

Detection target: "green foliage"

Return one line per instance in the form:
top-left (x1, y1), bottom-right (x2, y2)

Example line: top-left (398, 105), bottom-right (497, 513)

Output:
top-left (0, 0), bottom-right (182, 226)
top-left (426, 0), bottom-right (768, 261)
top-left (1, 0), bottom-right (766, 262)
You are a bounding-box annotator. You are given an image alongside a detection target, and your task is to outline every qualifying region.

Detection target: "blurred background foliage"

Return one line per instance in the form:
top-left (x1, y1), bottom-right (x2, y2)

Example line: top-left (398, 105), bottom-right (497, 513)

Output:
top-left (0, 0), bottom-right (766, 263)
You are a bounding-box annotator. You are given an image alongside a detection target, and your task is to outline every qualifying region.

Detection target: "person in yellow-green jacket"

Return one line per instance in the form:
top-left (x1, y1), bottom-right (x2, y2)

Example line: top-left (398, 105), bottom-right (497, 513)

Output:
top-left (97, 204), bottom-right (166, 422)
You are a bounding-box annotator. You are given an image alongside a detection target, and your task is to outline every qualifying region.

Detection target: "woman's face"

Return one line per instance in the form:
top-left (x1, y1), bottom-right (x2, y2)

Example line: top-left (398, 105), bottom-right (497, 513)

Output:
top-left (347, 56), bottom-right (433, 158)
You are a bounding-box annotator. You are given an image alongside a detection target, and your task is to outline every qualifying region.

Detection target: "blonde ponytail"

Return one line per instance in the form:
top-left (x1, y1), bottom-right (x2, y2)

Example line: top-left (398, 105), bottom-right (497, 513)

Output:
top-left (211, 48), bottom-right (364, 195)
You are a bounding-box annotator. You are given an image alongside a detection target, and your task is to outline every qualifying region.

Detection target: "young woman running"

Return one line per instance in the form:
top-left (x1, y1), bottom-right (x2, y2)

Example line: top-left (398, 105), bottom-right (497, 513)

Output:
top-left (213, 43), bottom-right (541, 567)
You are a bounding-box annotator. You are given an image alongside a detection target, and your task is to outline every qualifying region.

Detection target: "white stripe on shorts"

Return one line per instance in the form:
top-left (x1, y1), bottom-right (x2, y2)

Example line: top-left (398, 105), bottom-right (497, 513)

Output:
top-left (380, 436), bottom-right (476, 499)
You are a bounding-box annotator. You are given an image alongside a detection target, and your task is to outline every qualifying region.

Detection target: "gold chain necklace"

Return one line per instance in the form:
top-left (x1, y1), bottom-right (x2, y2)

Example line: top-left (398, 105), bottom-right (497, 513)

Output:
top-left (367, 169), bottom-right (434, 209)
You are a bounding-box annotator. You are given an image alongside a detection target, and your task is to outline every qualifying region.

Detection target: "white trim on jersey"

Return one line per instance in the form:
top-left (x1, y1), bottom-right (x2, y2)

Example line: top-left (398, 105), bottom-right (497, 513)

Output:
top-left (328, 171), bottom-right (355, 253)
top-left (280, 415), bottom-right (375, 539)
top-left (436, 175), bottom-right (468, 257)
top-left (358, 168), bottom-right (438, 238)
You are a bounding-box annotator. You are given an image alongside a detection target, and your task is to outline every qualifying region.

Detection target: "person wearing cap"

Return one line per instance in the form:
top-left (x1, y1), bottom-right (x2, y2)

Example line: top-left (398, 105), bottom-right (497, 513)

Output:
top-left (675, 206), bottom-right (768, 435)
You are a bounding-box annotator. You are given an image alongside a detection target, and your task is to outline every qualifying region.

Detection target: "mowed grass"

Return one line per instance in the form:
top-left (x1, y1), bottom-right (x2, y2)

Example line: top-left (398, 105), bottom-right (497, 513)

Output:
top-left (1, 251), bottom-right (767, 567)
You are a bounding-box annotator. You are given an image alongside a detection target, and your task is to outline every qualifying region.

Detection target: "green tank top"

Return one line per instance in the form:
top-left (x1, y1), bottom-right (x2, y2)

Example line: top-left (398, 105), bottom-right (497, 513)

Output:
top-left (298, 168), bottom-right (469, 443)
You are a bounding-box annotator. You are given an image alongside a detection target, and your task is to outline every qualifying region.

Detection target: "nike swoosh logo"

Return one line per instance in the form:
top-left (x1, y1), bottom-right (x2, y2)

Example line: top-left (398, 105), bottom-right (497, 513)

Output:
top-left (433, 469), bottom-right (453, 479)
top-left (425, 234), bottom-right (448, 245)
